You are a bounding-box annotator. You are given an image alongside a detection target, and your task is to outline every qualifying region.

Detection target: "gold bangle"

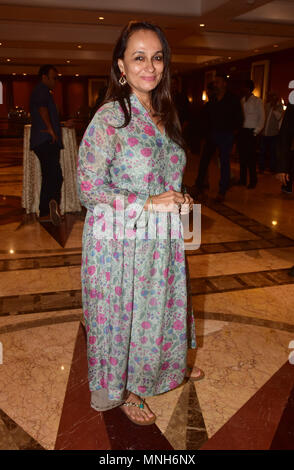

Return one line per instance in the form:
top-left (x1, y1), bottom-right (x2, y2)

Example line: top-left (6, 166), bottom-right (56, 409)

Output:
top-left (149, 195), bottom-right (153, 212)
top-left (147, 196), bottom-right (151, 211)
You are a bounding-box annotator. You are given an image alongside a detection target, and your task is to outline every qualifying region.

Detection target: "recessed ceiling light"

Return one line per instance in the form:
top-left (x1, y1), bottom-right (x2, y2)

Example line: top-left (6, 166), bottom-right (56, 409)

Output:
top-left (75, 73), bottom-right (79, 77)
top-left (66, 60), bottom-right (70, 63)
top-left (228, 56), bottom-right (232, 59)
top-left (0, 43), bottom-right (2, 46)
top-left (22, 73), bottom-right (27, 75)
top-left (6, 58), bottom-right (11, 62)
top-left (58, 73), bottom-right (62, 76)
top-left (98, 16), bottom-right (104, 20)
top-left (12, 72), bottom-right (16, 75)
top-left (200, 23), bottom-right (205, 27)
top-left (77, 45), bottom-right (82, 49)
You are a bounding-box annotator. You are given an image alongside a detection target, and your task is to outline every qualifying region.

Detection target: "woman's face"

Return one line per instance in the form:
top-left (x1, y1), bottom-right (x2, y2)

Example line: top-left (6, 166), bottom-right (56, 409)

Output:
top-left (118, 29), bottom-right (164, 98)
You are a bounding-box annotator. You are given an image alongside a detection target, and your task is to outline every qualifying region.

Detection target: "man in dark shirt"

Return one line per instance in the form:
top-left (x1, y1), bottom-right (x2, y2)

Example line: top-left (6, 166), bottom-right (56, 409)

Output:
top-left (192, 73), bottom-right (243, 202)
top-left (30, 64), bottom-right (70, 224)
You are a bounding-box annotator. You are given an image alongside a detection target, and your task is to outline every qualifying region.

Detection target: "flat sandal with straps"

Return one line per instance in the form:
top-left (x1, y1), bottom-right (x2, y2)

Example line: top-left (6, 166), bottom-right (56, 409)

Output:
top-left (120, 397), bottom-right (156, 426)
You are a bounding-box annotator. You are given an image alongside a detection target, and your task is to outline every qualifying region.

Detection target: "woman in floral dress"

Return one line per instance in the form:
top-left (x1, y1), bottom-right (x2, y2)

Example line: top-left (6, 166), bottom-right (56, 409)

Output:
top-left (77, 21), bottom-right (202, 426)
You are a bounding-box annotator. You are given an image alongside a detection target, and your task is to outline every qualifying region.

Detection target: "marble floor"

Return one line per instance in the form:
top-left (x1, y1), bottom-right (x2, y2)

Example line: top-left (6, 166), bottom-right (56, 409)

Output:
top-left (0, 137), bottom-right (293, 450)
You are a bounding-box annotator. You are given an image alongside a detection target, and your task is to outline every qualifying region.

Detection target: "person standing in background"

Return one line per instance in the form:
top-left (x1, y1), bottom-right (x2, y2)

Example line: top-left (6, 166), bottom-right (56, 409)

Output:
top-left (30, 64), bottom-right (73, 225)
top-left (259, 92), bottom-right (283, 174)
top-left (237, 80), bottom-right (265, 189)
top-left (192, 73), bottom-right (243, 202)
top-left (171, 75), bottom-right (190, 128)
top-left (276, 103), bottom-right (294, 194)
top-left (276, 103), bottom-right (294, 276)
top-left (195, 81), bottom-right (217, 194)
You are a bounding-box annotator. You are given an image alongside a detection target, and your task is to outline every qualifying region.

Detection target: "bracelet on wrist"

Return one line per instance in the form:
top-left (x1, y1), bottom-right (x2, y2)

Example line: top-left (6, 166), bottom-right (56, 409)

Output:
top-left (149, 195), bottom-right (153, 212)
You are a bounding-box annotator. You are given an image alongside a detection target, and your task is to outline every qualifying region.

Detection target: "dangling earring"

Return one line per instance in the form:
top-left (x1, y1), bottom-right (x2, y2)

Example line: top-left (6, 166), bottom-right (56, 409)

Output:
top-left (119, 72), bottom-right (127, 86)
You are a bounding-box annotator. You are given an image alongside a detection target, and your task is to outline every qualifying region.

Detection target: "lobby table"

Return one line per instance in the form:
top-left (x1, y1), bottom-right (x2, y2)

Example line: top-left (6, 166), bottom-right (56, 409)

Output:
top-left (22, 125), bottom-right (82, 215)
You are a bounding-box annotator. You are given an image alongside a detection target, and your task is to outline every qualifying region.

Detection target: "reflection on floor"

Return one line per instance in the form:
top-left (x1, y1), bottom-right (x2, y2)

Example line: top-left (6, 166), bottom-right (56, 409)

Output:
top-left (0, 138), bottom-right (293, 450)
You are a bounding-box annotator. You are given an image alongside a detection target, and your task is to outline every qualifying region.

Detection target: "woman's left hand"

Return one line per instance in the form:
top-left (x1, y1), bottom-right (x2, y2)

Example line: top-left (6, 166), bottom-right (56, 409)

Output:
top-left (180, 193), bottom-right (195, 214)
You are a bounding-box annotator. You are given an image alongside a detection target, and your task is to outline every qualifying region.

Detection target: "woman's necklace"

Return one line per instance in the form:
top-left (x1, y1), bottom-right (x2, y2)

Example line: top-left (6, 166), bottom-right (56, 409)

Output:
top-left (135, 93), bottom-right (164, 135)
top-left (137, 96), bottom-right (152, 115)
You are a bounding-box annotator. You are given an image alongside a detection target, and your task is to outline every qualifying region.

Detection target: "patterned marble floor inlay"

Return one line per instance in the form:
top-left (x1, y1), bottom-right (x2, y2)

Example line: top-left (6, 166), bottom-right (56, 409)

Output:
top-left (270, 380), bottom-right (294, 450)
top-left (0, 321), bottom-right (80, 449)
top-left (1, 140), bottom-right (294, 450)
top-left (205, 200), bottom-right (294, 243)
top-left (39, 213), bottom-right (83, 248)
top-left (190, 268), bottom-right (294, 295)
top-left (55, 323), bottom-right (173, 450)
top-left (0, 254), bottom-right (82, 272)
top-left (201, 361), bottom-right (294, 450)
top-left (0, 409), bottom-right (45, 450)
top-left (164, 380), bottom-right (208, 450)
top-left (0, 289), bottom-right (82, 316)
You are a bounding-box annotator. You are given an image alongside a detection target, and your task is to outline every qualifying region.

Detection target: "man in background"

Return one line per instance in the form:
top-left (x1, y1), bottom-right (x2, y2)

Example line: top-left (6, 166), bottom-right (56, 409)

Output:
top-left (171, 75), bottom-right (190, 128)
top-left (237, 80), bottom-right (265, 189)
top-left (192, 73), bottom-right (243, 202)
top-left (259, 91), bottom-right (283, 174)
top-left (30, 64), bottom-right (73, 225)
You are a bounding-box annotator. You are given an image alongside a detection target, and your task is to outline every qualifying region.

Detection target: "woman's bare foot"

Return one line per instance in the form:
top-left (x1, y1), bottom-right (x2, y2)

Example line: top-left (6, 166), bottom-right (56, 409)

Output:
top-left (120, 392), bottom-right (156, 425)
top-left (186, 366), bottom-right (205, 381)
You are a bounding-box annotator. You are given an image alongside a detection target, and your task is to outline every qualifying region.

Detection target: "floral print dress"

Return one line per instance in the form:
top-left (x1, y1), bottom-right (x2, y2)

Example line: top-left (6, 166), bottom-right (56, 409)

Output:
top-left (77, 93), bottom-right (196, 401)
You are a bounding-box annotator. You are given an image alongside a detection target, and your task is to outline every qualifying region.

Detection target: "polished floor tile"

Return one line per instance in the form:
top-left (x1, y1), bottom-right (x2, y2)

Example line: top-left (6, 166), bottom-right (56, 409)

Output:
top-left (0, 140), bottom-right (293, 450)
top-left (0, 321), bottom-right (80, 449)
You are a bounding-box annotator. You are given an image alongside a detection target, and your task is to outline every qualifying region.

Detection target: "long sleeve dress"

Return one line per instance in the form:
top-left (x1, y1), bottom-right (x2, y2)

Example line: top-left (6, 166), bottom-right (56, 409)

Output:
top-left (77, 93), bottom-right (196, 402)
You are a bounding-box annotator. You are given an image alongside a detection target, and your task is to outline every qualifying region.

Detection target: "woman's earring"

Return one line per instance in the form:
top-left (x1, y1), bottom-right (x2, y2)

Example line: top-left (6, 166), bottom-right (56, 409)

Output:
top-left (119, 72), bottom-right (127, 86)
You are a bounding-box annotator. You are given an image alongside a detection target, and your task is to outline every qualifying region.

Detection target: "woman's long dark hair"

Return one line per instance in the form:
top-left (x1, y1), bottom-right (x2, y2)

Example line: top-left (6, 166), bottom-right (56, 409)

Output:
top-left (104, 21), bottom-right (185, 149)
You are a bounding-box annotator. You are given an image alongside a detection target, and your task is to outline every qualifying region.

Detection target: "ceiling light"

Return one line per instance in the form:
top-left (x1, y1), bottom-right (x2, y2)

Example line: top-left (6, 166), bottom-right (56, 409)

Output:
top-left (22, 73), bottom-right (27, 75)
top-left (273, 44), bottom-right (279, 48)
top-left (227, 75), bottom-right (230, 78)
top-left (77, 45), bottom-right (82, 49)
top-left (272, 220), bottom-right (278, 226)
top-left (58, 73), bottom-right (62, 76)
top-left (6, 58), bottom-right (11, 62)
top-left (228, 56), bottom-right (232, 59)
top-left (9, 249), bottom-right (14, 254)
top-left (200, 23), bottom-right (205, 27)
top-left (75, 73), bottom-right (79, 77)
top-left (98, 16), bottom-right (104, 20)
top-left (0, 43), bottom-right (2, 46)
top-left (12, 72), bottom-right (16, 75)
top-left (66, 60), bottom-right (70, 63)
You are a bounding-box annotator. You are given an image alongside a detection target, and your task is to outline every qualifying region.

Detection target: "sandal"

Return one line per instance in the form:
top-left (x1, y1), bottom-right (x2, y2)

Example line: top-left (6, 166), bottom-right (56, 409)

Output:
top-left (186, 367), bottom-right (205, 382)
top-left (120, 397), bottom-right (156, 426)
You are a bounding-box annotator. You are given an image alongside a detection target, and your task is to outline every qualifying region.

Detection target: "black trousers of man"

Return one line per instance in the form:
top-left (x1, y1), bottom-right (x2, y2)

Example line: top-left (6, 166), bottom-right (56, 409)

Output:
top-left (33, 141), bottom-right (63, 217)
top-left (237, 128), bottom-right (258, 187)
